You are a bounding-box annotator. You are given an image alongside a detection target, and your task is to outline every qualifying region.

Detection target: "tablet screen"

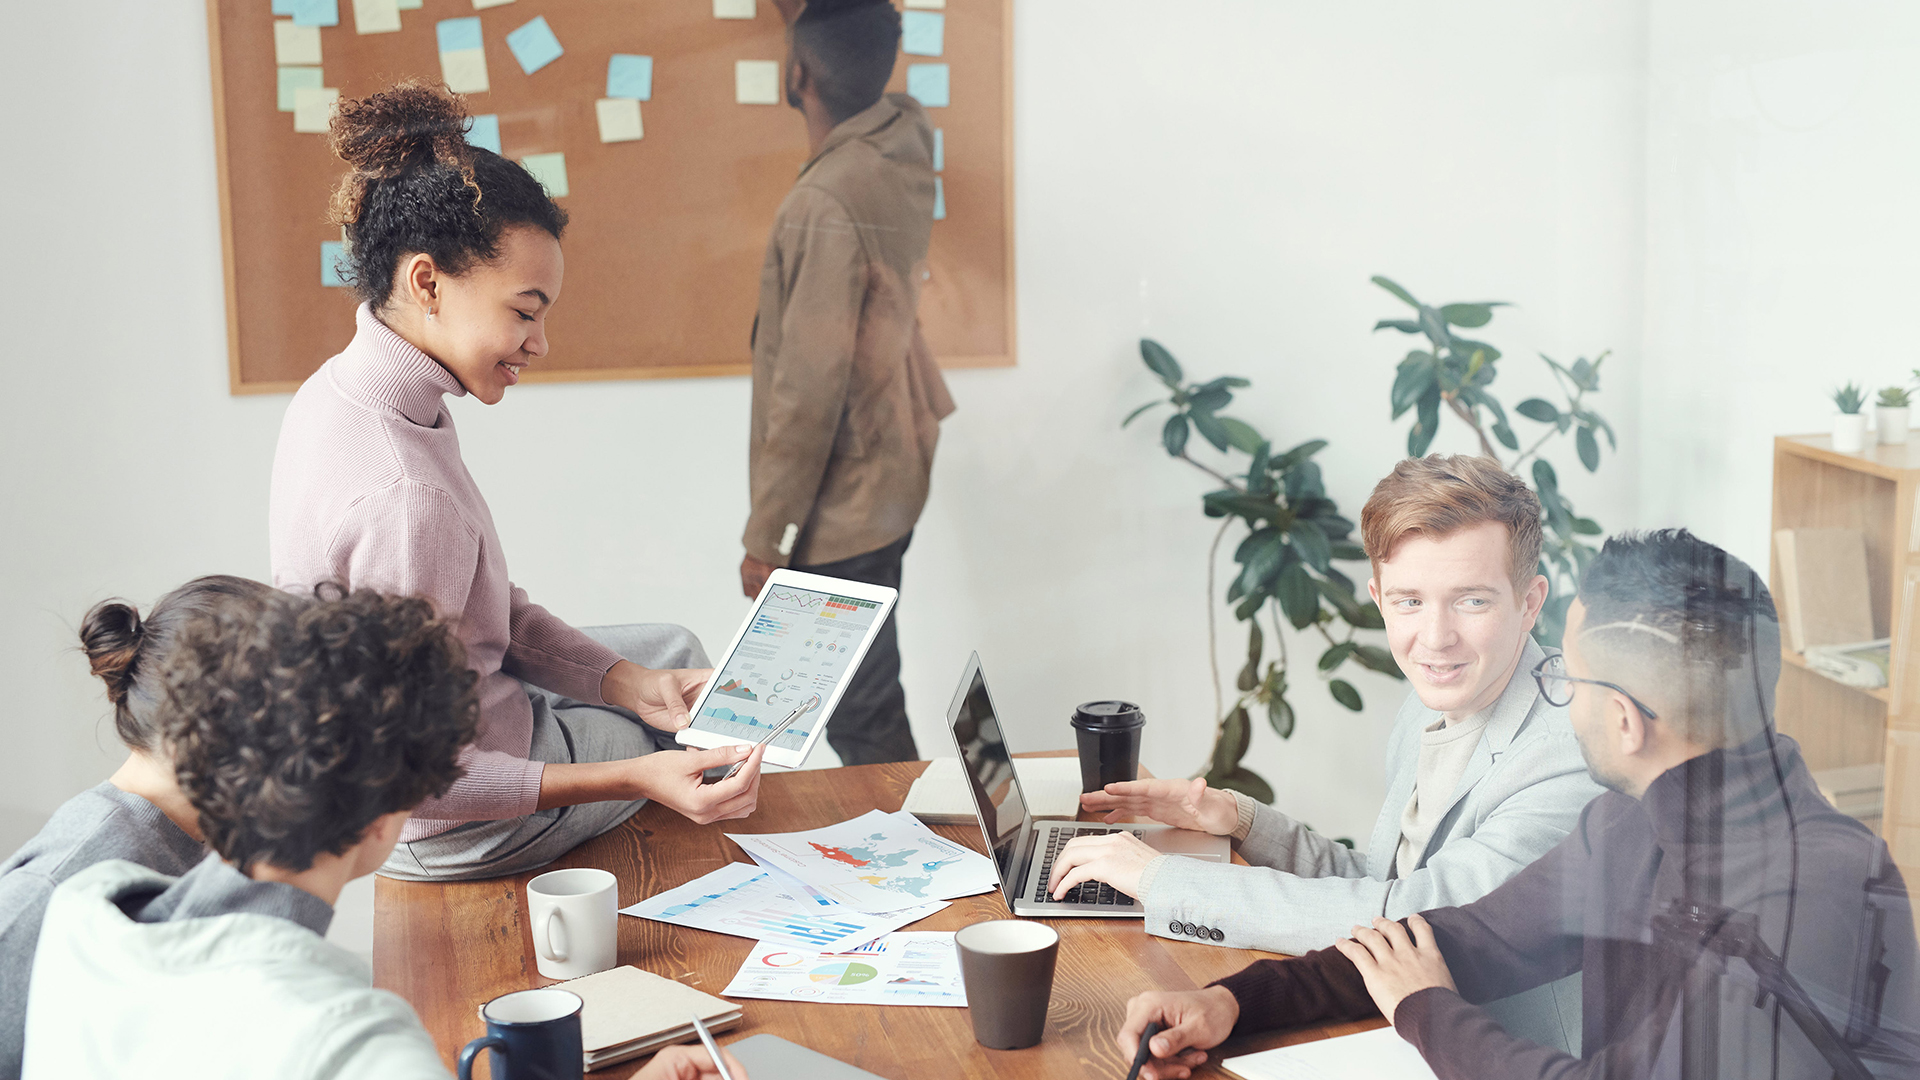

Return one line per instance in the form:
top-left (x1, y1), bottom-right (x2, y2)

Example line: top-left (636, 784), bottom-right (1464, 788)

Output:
top-left (693, 584), bottom-right (886, 752)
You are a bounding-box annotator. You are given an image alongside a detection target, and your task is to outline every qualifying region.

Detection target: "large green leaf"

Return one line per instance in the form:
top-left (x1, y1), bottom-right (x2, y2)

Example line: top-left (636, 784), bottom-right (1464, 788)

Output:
top-left (1315, 577), bottom-right (1366, 625)
top-left (1375, 319), bottom-right (1423, 335)
top-left (1492, 419), bottom-right (1519, 451)
top-left (1141, 339), bottom-right (1183, 386)
top-left (1285, 460), bottom-right (1326, 503)
top-left (1214, 706), bottom-right (1252, 775)
top-left (1237, 622), bottom-right (1265, 692)
top-left (1275, 439), bottom-right (1330, 471)
top-left (1211, 766), bottom-right (1276, 804)
top-left (1349, 600), bottom-right (1386, 631)
top-left (1391, 352), bottom-right (1438, 419)
top-left (1353, 645), bottom-right (1403, 678)
top-left (1451, 338), bottom-right (1502, 365)
top-left (1236, 529), bottom-right (1286, 595)
top-left (1276, 562), bottom-right (1321, 629)
top-left (1122, 400), bottom-right (1164, 427)
top-left (1190, 409), bottom-right (1232, 452)
top-left (1576, 425), bottom-right (1601, 471)
top-left (1573, 516), bottom-right (1602, 536)
top-left (1372, 275), bottom-right (1420, 309)
top-left (1330, 540), bottom-right (1368, 562)
top-left (1318, 641), bottom-right (1357, 672)
top-left (1162, 414), bottom-right (1190, 456)
top-left (1440, 302), bottom-right (1507, 328)
top-left (1290, 519), bottom-right (1332, 572)
top-left (1204, 490), bottom-right (1289, 525)
top-left (1532, 457), bottom-right (1559, 494)
top-left (1516, 398), bottom-right (1559, 423)
top-left (1267, 695), bottom-right (1295, 739)
top-left (1329, 679), bottom-right (1363, 712)
top-left (1188, 386), bottom-right (1234, 413)
top-left (1418, 306), bottom-right (1450, 345)
top-left (1221, 417), bottom-right (1266, 454)
top-left (1409, 385), bottom-right (1442, 457)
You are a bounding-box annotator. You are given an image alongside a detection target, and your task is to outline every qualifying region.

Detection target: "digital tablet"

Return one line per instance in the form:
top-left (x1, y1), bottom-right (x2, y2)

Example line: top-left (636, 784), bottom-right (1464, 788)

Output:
top-left (675, 569), bottom-right (898, 769)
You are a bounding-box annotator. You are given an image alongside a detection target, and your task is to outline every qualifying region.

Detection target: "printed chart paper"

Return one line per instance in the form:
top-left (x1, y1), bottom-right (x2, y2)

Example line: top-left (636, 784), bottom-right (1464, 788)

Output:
top-left (723, 932), bottom-right (965, 1007)
top-left (619, 861), bottom-right (944, 952)
top-left (727, 810), bottom-right (997, 913)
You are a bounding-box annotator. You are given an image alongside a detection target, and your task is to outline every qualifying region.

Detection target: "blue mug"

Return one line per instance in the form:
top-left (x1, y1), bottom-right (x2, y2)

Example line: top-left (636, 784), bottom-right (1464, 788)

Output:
top-left (457, 988), bottom-right (584, 1080)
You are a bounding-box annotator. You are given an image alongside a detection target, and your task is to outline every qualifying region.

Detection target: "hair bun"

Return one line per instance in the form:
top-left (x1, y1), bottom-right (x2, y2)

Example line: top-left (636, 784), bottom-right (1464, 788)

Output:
top-left (330, 80), bottom-right (473, 180)
top-left (80, 600), bottom-right (145, 706)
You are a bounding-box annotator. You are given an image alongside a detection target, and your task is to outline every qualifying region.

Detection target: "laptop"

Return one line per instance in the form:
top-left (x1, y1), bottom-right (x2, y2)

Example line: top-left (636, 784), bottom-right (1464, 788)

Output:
top-left (943, 652), bottom-right (1229, 918)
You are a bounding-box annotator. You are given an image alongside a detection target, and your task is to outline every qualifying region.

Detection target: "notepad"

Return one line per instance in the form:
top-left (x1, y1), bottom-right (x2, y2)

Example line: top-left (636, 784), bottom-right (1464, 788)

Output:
top-left (553, 965), bottom-right (742, 1072)
top-left (1222, 1027), bottom-right (1439, 1080)
top-left (902, 756), bottom-right (1083, 824)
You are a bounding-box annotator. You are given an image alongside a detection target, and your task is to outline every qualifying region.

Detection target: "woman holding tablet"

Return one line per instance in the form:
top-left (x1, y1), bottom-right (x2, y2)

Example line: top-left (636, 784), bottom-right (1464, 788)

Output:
top-left (269, 83), bottom-right (765, 881)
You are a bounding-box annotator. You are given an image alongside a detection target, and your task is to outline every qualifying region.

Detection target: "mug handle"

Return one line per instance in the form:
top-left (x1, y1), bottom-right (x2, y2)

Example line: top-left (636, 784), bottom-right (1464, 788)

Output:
top-left (540, 908), bottom-right (570, 963)
top-left (457, 1034), bottom-right (509, 1080)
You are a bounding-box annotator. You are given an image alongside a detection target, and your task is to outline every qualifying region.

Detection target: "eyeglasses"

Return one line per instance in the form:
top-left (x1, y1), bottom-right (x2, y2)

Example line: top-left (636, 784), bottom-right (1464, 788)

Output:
top-left (1531, 653), bottom-right (1660, 720)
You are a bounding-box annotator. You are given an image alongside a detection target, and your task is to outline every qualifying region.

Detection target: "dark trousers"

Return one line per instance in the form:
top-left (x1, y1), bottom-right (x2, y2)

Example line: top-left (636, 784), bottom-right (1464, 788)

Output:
top-left (794, 531), bottom-right (919, 765)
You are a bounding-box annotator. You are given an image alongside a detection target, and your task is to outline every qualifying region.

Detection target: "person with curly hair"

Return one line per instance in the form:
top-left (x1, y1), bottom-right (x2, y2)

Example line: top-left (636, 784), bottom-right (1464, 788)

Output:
top-left (18, 587), bottom-right (748, 1080)
top-left (269, 80), bottom-right (766, 882)
top-left (0, 575), bottom-right (273, 1080)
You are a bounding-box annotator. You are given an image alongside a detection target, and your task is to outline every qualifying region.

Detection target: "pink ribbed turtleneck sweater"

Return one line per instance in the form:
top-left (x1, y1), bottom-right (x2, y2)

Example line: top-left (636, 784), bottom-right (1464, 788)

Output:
top-left (269, 305), bottom-right (623, 842)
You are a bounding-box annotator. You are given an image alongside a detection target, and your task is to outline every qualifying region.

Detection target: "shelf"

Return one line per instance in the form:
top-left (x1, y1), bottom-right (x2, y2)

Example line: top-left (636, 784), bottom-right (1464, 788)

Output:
top-left (1779, 433), bottom-right (1920, 480)
top-left (1781, 646), bottom-right (1892, 705)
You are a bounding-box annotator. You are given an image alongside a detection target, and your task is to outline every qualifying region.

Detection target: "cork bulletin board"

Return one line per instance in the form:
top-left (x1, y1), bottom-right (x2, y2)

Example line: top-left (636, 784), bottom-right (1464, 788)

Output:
top-left (206, 0), bottom-right (1015, 394)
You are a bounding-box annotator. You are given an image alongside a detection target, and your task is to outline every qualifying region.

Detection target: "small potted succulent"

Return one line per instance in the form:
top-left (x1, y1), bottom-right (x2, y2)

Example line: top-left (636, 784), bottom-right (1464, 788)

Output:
top-left (1878, 385), bottom-right (1912, 446)
top-left (1833, 383), bottom-right (1868, 452)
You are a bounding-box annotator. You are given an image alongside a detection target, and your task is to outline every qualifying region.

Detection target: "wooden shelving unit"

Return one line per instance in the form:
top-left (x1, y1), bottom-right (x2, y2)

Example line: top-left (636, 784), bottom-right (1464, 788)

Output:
top-left (1771, 435), bottom-right (1920, 888)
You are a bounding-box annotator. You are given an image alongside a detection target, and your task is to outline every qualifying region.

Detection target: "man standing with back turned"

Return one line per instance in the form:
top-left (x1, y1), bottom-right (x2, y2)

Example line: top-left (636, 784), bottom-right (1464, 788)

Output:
top-left (739, 0), bottom-right (953, 765)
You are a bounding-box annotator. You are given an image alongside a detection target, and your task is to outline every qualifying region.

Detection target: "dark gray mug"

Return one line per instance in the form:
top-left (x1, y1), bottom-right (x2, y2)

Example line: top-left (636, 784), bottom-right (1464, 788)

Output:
top-left (955, 920), bottom-right (1060, 1049)
top-left (1070, 701), bottom-right (1145, 794)
top-left (457, 988), bottom-right (583, 1080)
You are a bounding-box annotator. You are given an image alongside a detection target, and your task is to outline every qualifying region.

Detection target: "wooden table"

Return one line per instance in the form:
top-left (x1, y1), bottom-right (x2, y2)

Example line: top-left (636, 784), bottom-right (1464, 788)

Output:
top-left (374, 758), bottom-right (1383, 1078)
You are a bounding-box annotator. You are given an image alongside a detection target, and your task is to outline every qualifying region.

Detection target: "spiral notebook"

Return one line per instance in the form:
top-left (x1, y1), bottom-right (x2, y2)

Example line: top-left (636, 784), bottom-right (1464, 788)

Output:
top-left (554, 965), bottom-right (742, 1071)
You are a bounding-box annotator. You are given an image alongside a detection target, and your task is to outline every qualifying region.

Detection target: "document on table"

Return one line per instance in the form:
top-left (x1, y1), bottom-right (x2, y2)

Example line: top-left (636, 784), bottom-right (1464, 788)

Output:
top-left (1220, 1027), bottom-right (1439, 1080)
top-left (723, 932), bottom-right (966, 1007)
top-left (619, 861), bottom-right (944, 953)
top-left (726, 809), bottom-right (998, 913)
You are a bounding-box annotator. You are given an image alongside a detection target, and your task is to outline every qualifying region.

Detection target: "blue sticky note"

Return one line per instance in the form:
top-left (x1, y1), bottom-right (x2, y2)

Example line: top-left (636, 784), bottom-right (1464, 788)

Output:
top-left (932, 127), bottom-right (943, 172)
top-left (436, 16), bottom-right (482, 54)
top-left (290, 0), bottom-right (338, 27)
top-left (906, 63), bottom-right (949, 108)
top-left (933, 177), bottom-right (946, 221)
top-left (321, 241), bottom-right (350, 287)
top-left (466, 114), bottom-right (501, 155)
top-left (277, 66), bottom-right (324, 112)
top-left (606, 54), bottom-right (653, 100)
top-left (506, 16), bottom-right (563, 75)
top-left (272, 0), bottom-right (297, 14)
top-left (901, 10), bottom-right (944, 56)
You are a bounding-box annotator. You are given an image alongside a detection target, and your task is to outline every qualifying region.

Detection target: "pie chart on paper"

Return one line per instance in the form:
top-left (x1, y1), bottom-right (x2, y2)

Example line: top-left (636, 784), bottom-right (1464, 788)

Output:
top-left (808, 962), bottom-right (879, 985)
top-left (760, 952), bottom-right (806, 968)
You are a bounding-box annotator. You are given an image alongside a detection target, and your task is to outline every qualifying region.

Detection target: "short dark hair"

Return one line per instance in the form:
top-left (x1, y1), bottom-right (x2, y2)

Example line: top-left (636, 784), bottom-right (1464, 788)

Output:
top-left (327, 80), bottom-right (568, 310)
top-left (791, 0), bottom-right (901, 123)
top-left (1576, 529), bottom-right (1780, 747)
top-left (159, 588), bottom-right (478, 874)
top-left (78, 576), bottom-right (278, 754)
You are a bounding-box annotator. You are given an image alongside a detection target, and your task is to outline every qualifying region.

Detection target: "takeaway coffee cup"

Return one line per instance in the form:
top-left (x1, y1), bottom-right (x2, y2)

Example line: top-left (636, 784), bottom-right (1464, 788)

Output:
top-left (527, 868), bottom-right (618, 981)
top-left (1070, 701), bottom-right (1146, 794)
top-left (955, 920), bottom-right (1060, 1049)
top-left (457, 988), bottom-right (584, 1080)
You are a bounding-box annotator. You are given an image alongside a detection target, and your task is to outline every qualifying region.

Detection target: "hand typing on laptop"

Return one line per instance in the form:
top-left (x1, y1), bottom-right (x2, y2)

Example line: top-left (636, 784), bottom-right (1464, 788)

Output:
top-left (1047, 830), bottom-right (1160, 901)
top-left (1079, 777), bottom-right (1240, 835)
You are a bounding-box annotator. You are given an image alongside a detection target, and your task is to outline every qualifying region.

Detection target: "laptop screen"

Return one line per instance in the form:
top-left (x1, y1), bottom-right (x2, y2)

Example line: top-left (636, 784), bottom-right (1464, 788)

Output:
top-left (947, 657), bottom-right (1028, 889)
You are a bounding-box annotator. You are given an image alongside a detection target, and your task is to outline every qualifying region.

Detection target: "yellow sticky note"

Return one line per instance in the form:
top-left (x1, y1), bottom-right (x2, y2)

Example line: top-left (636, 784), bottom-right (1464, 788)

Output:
top-left (520, 152), bottom-right (568, 198)
top-left (293, 86), bottom-right (340, 133)
top-left (713, 0), bottom-right (755, 17)
top-left (473, 0), bottom-right (515, 8)
top-left (273, 20), bottom-right (322, 65)
top-left (595, 98), bottom-right (643, 143)
top-left (735, 60), bottom-right (780, 105)
top-left (440, 48), bottom-right (489, 94)
top-left (352, 0), bottom-right (400, 33)
top-left (396, 0), bottom-right (421, 7)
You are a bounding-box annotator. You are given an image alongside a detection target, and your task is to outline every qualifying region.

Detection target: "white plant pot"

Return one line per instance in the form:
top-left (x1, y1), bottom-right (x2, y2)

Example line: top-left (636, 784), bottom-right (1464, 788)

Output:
top-left (1878, 405), bottom-right (1910, 445)
top-left (1834, 413), bottom-right (1868, 453)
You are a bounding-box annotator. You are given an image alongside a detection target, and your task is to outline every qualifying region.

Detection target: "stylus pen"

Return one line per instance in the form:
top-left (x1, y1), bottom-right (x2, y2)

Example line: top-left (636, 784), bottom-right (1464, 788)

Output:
top-left (1125, 1020), bottom-right (1165, 1080)
top-left (690, 1012), bottom-right (735, 1080)
top-left (721, 695), bottom-right (818, 780)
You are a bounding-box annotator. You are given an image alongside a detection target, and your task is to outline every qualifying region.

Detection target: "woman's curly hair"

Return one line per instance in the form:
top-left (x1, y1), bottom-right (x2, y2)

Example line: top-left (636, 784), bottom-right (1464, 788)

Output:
top-left (327, 79), bottom-right (566, 309)
top-left (158, 587), bottom-right (479, 874)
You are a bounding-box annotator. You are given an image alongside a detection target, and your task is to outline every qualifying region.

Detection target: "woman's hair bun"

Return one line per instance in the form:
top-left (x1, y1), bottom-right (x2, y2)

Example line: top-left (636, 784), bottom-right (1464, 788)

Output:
top-left (79, 599), bottom-right (144, 706)
top-left (329, 80), bottom-right (473, 180)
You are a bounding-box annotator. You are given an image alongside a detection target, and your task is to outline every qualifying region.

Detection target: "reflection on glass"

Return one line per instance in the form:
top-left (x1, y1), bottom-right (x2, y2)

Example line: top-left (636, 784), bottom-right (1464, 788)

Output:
top-left (952, 666), bottom-right (1025, 883)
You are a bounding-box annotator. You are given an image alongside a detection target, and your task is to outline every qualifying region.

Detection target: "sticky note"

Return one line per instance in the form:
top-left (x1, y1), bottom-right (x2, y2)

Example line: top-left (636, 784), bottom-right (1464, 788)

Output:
top-left (506, 16), bottom-right (563, 74)
top-left (396, 0), bottom-right (421, 8)
top-left (466, 113), bottom-right (501, 154)
top-left (735, 60), bottom-right (780, 104)
top-left (435, 16), bottom-right (483, 53)
top-left (596, 98), bottom-right (643, 143)
top-left (904, 0), bottom-right (944, 7)
top-left (933, 176), bottom-right (946, 220)
top-left (352, 0), bottom-right (400, 34)
top-left (520, 152), bottom-right (568, 198)
top-left (276, 66), bottom-right (323, 112)
top-left (291, 0), bottom-right (338, 27)
top-left (322, 241), bottom-right (350, 287)
top-left (932, 127), bottom-right (943, 171)
top-left (901, 11), bottom-right (943, 56)
top-left (293, 86), bottom-right (340, 133)
top-left (606, 54), bottom-right (652, 100)
top-left (273, 0), bottom-right (297, 14)
top-left (714, 0), bottom-right (755, 17)
top-left (441, 49), bottom-right (489, 93)
top-left (906, 63), bottom-right (948, 107)
top-left (273, 20), bottom-right (322, 65)
top-left (473, 0), bottom-right (515, 7)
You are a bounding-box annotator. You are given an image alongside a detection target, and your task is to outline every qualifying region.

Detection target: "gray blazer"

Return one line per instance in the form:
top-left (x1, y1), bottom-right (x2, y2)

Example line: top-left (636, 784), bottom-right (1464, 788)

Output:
top-left (1144, 638), bottom-right (1600, 1051)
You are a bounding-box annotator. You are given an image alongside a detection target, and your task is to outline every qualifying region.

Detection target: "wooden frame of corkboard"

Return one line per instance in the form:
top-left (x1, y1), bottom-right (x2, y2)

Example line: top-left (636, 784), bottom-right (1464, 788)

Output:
top-left (205, 0), bottom-right (1015, 395)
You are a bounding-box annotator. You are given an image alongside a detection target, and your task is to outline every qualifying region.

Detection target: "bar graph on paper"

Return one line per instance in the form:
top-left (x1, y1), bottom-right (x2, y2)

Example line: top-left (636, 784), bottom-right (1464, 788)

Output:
top-left (620, 861), bottom-right (946, 954)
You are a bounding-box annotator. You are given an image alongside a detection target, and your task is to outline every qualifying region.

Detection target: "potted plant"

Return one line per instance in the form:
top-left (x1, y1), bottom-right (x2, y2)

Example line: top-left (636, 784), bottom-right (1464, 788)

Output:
top-left (1833, 383), bottom-right (1868, 452)
top-left (1877, 386), bottom-right (1912, 446)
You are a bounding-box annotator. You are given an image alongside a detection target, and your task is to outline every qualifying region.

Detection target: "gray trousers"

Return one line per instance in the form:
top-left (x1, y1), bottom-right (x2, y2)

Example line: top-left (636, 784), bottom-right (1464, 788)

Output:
top-left (380, 623), bottom-right (709, 882)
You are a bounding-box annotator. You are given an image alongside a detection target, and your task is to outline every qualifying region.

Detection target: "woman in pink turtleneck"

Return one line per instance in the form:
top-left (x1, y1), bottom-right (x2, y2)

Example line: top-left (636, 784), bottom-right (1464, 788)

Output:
top-left (269, 82), bottom-right (765, 881)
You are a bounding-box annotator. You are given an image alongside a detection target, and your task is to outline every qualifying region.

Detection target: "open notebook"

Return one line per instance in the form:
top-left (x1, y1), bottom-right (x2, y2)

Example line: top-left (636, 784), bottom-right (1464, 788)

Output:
top-left (902, 755), bottom-right (1084, 824)
top-left (554, 965), bottom-right (743, 1071)
top-left (1222, 1027), bottom-right (1439, 1080)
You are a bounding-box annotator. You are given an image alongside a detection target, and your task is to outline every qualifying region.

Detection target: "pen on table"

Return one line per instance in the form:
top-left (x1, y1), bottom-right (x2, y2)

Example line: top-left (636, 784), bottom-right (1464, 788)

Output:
top-left (691, 1012), bottom-right (735, 1080)
top-left (1125, 1019), bottom-right (1165, 1080)
top-left (723, 695), bottom-right (818, 780)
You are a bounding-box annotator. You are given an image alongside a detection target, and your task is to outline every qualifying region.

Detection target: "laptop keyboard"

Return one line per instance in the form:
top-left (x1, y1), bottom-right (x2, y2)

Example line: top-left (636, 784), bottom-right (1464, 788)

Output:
top-left (1030, 827), bottom-right (1135, 906)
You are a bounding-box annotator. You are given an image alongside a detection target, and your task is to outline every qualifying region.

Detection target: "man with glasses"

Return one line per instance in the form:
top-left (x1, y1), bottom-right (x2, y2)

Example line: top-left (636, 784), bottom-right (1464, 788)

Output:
top-left (1049, 455), bottom-right (1602, 1050)
top-left (1116, 529), bottom-right (1918, 1080)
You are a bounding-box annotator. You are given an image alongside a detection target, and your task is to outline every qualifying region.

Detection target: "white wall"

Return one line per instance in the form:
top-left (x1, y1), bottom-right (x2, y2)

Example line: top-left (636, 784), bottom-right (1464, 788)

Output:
top-left (0, 1), bottom-right (1648, 860)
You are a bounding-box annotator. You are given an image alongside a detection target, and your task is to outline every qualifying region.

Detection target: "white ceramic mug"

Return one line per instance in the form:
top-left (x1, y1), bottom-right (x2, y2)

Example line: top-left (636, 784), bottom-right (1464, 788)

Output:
top-left (527, 868), bottom-right (618, 980)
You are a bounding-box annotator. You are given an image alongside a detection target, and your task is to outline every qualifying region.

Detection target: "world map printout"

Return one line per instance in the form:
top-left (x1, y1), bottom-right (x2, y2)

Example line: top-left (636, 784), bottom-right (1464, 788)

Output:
top-left (727, 810), bottom-right (998, 913)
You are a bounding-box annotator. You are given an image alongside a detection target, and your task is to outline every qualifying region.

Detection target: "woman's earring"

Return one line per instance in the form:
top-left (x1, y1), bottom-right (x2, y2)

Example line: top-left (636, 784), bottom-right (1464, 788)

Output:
top-left (426, 307), bottom-right (436, 322)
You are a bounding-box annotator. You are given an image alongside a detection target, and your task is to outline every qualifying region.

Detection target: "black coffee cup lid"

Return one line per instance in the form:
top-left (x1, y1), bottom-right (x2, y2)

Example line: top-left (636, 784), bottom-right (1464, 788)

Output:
top-left (1071, 700), bottom-right (1144, 729)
